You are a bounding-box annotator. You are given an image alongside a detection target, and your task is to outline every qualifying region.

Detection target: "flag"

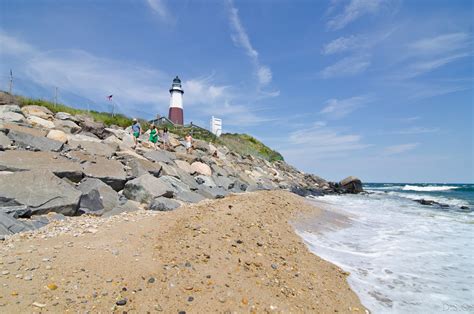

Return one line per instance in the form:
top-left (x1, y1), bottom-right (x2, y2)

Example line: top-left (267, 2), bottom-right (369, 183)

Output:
top-left (107, 95), bottom-right (113, 101)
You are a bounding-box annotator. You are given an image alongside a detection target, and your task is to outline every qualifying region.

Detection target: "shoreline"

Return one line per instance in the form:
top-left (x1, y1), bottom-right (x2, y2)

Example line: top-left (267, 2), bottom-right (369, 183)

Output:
top-left (0, 190), bottom-right (366, 313)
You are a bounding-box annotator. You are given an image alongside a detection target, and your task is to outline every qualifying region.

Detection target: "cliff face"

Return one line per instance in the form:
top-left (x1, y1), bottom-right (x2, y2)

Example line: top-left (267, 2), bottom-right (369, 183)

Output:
top-left (0, 92), bottom-right (361, 237)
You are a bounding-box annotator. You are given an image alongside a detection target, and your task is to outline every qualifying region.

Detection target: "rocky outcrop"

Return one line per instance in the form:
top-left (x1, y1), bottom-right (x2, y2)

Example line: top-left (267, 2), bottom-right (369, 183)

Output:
top-left (0, 170), bottom-right (81, 216)
top-left (123, 174), bottom-right (174, 203)
top-left (0, 98), bottom-right (364, 237)
top-left (339, 176), bottom-right (363, 194)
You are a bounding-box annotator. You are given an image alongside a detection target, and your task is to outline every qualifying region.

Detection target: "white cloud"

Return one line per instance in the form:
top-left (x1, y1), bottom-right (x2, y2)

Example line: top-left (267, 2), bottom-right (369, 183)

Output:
top-left (146, 0), bottom-right (173, 22)
top-left (320, 55), bottom-right (371, 78)
top-left (409, 32), bottom-right (471, 56)
top-left (327, 0), bottom-right (384, 30)
top-left (408, 53), bottom-right (469, 77)
top-left (383, 143), bottom-right (419, 155)
top-left (277, 122), bottom-right (370, 160)
top-left (322, 35), bottom-right (361, 55)
top-left (227, 0), bottom-right (273, 87)
top-left (0, 32), bottom-right (36, 56)
top-left (392, 127), bottom-right (439, 135)
top-left (320, 95), bottom-right (372, 119)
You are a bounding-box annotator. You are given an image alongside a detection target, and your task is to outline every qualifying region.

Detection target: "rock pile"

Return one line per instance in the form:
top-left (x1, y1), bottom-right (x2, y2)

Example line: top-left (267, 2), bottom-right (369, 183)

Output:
top-left (0, 92), bottom-right (362, 237)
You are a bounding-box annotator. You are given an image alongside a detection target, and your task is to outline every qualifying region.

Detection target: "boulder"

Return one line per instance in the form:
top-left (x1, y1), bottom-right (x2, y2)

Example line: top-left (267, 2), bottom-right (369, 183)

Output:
top-left (55, 112), bottom-right (79, 122)
top-left (0, 110), bottom-right (26, 123)
top-left (69, 138), bottom-right (118, 157)
top-left (105, 128), bottom-right (127, 140)
top-left (82, 158), bottom-right (127, 191)
top-left (0, 104), bottom-right (22, 114)
top-left (47, 129), bottom-right (68, 143)
top-left (0, 205), bottom-right (31, 219)
top-left (0, 169), bottom-right (81, 216)
top-left (213, 175), bottom-right (234, 190)
top-left (195, 175), bottom-right (216, 187)
top-left (123, 174), bottom-right (174, 203)
top-left (103, 135), bottom-right (121, 145)
top-left (120, 134), bottom-right (136, 149)
top-left (340, 176), bottom-right (363, 194)
top-left (175, 191), bottom-right (206, 203)
top-left (53, 119), bottom-right (82, 134)
top-left (0, 132), bottom-right (11, 148)
top-left (128, 158), bottom-right (162, 178)
top-left (1, 123), bottom-right (46, 137)
top-left (0, 151), bottom-right (83, 182)
top-left (21, 105), bottom-right (54, 120)
top-left (102, 200), bottom-right (142, 217)
top-left (77, 117), bottom-right (109, 139)
top-left (190, 161), bottom-right (212, 176)
top-left (174, 168), bottom-right (200, 191)
top-left (7, 130), bottom-right (64, 152)
top-left (144, 150), bottom-right (174, 164)
top-left (159, 175), bottom-right (191, 193)
top-left (174, 159), bottom-right (194, 174)
top-left (193, 139), bottom-right (211, 152)
top-left (77, 178), bottom-right (119, 216)
top-left (158, 162), bottom-right (180, 178)
top-left (196, 185), bottom-right (228, 199)
top-left (149, 197), bottom-right (180, 211)
top-left (0, 92), bottom-right (17, 106)
top-left (0, 212), bottom-right (33, 236)
top-left (175, 152), bottom-right (198, 164)
top-left (27, 116), bottom-right (55, 129)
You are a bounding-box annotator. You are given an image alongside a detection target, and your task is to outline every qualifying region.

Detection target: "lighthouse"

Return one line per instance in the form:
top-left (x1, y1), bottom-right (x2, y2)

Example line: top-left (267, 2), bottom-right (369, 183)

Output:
top-left (168, 76), bottom-right (184, 125)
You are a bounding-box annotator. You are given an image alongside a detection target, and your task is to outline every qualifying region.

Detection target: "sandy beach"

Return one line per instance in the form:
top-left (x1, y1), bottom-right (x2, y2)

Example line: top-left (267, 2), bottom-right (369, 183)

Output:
top-left (0, 190), bottom-right (365, 313)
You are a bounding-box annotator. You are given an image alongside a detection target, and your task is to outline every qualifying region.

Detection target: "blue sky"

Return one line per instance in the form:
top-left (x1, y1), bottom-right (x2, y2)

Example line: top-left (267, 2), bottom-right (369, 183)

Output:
top-left (0, 0), bottom-right (472, 183)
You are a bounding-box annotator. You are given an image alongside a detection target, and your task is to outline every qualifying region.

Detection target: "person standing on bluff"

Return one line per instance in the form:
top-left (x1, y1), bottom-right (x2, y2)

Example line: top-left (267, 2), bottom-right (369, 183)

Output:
top-left (130, 118), bottom-right (141, 149)
top-left (185, 133), bottom-right (193, 154)
top-left (149, 125), bottom-right (159, 150)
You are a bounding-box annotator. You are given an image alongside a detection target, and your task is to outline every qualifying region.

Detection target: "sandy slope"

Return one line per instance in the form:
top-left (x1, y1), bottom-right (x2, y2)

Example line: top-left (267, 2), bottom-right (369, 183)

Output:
top-left (0, 191), bottom-right (365, 313)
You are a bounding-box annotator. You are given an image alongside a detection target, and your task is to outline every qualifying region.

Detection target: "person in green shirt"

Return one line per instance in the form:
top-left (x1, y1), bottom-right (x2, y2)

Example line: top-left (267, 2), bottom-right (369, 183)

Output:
top-left (149, 125), bottom-right (159, 150)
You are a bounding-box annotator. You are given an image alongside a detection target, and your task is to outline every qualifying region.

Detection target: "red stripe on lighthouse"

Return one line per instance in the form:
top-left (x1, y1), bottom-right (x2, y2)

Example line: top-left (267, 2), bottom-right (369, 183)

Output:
top-left (168, 107), bottom-right (183, 125)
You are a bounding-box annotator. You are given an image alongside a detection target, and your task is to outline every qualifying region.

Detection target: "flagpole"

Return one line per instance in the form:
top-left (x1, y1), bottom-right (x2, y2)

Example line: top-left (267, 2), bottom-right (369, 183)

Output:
top-left (9, 69), bottom-right (13, 95)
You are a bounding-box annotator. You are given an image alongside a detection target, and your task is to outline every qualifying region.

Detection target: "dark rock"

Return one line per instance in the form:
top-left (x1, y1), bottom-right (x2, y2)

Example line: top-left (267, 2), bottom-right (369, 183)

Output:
top-left (116, 299), bottom-right (127, 306)
top-left (144, 150), bottom-right (174, 164)
top-left (175, 191), bottom-right (206, 203)
top-left (0, 151), bottom-right (83, 182)
top-left (78, 178), bottom-right (119, 216)
top-left (7, 130), bottom-right (64, 152)
top-left (0, 212), bottom-right (32, 235)
top-left (0, 170), bottom-right (81, 216)
top-left (149, 197), bottom-right (180, 211)
top-left (128, 158), bottom-right (162, 178)
top-left (339, 176), bottom-right (363, 194)
top-left (0, 205), bottom-right (31, 218)
top-left (415, 199), bottom-right (437, 206)
top-left (123, 174), bottom-right (174, 203)
top-left (102, 200), bottom-right (141, 217)
top-left (157, 162), bottom-right (180, 178)
top-left (187, 296), bottom-right (194, 302)
top-left (82, 158), bottom-right (127, 191)
top-left (460, 206), bottom-right (470, 210)
top-left (196, 186), bottom-right (228, 199)
top-left (212, 175), bottom-right (233, 190)
top-left (76, 117), bottom-right (109, 139)
top-left (147, 277), bottom-right (155, 284)
top-left (195, 175), bottom-right (216, 187)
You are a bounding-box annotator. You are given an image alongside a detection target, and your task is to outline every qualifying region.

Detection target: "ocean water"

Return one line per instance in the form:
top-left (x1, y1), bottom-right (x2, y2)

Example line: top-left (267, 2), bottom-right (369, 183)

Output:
top-left (297, 183), bottom-right (474, 313)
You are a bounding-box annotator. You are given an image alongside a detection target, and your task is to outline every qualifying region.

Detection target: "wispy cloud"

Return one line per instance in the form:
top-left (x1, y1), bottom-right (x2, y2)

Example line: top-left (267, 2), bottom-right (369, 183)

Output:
top-left (320, 95), bottom-right (372, 119)
top-left (408, 32), bottom-right (471, 56)
top-left (320, 55), bottom-right (371, 78)
top-left (227, 0), bottom-right (273, 87)
top-left (322, 35), bottom-right (362, 55)
top-left (383, 143), bottom-right (419, 155)
top-left (146, 0), bottom-right (174, 23)
top-left (392, 127), bottom-right (439, 135)
top-left (276, 121), bottom-right (371, 160)
top-left (327, 0), bottom-right (385, 30)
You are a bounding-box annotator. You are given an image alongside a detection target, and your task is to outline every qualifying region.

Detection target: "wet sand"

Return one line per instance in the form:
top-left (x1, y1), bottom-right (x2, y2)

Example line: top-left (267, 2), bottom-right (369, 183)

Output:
top-left (0, 190), bottom-right (365, 313)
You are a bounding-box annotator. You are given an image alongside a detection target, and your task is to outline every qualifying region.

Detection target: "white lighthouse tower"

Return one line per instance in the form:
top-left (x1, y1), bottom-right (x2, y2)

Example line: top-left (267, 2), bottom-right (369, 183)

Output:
top-left (168, 76), bottom-right (184, 125)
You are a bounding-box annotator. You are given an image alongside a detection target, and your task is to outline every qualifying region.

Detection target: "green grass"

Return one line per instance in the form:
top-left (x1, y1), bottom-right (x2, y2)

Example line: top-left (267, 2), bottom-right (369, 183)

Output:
top-left (219, 133), bottom-right (284, 162)
top-left (17, 96), bottom-right (135, 128)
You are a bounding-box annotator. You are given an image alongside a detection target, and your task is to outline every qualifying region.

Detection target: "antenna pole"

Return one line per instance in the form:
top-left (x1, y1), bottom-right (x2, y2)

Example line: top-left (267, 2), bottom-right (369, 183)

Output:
top-left (9, 69), bottom-right (13, 94)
